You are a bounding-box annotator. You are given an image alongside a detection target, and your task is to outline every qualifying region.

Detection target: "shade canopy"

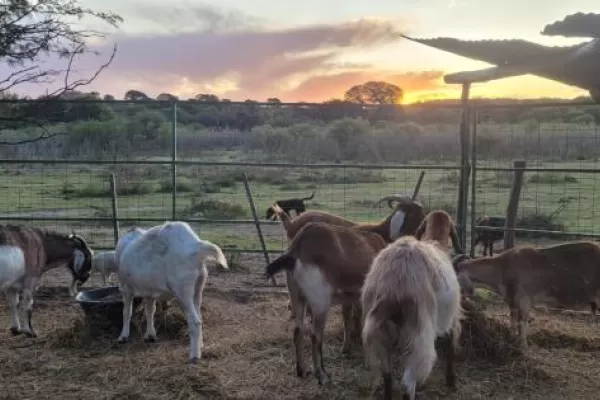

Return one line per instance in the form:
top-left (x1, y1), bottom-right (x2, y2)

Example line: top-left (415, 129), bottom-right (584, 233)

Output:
top-left (404, 13), bottom-right (600, 102)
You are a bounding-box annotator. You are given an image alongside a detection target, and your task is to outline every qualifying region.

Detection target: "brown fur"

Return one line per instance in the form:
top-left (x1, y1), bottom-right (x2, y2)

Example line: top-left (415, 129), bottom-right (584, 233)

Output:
top-left (0, 226), bottom-right (92, 278)
top-left (0, 225), bottom-right (94, 337)
top-left (454, 240), bottom-right (600, 348)
top-left (271, 200), bottom-right (425, 322)
top-left (271, 200), bottom-right (425, 243)
top-left (362, 236), bottom-right (462, 400)
top-left (414, 210), bottom-right (465, 255)
top-left (265, 221), bottom-right (387, 385)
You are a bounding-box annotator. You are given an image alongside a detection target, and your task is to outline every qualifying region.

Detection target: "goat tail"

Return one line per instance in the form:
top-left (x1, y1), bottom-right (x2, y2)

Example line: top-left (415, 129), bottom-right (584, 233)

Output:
top-left (302, 191), bottom-right (315, 201)
top-left (450, 224), bottom-right (465, 255)
top-left (265, 253), bottom-right (296, 280)
top-left (202, 242), bottom-right (229, 270)
top-left (362, 298), bottom-right (436, 385)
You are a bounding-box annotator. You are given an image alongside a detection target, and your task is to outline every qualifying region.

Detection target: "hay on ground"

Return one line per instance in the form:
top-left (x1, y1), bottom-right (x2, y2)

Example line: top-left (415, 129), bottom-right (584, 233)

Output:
top-left (458, 298), bottom-right (524, 362)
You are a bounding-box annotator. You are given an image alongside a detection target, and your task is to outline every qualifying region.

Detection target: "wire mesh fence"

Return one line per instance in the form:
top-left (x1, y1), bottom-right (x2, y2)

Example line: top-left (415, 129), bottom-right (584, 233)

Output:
top-left (1, 98), bottom-right (599, 256)
top-left (469, 102), bottom-right (600, 255)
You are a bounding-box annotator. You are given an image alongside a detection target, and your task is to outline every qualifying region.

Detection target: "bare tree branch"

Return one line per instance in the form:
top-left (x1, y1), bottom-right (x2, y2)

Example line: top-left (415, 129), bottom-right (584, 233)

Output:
top-left (0, 0), bottom-right (122, 146)
top-left (0, 116), bottom-right (65, 145)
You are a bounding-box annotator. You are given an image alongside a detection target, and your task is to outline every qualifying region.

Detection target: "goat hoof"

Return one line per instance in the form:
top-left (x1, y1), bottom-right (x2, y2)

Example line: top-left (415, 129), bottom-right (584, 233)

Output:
top-left (117, 336), bottom-right (130, 344)
top-left (316, 372), bottom-right (330, 386)
top-left (23, 330), bottom-right (37, 338)
top-left (143, 336), bottom-right (157, 343)
top-left (190, 357), bottom-right (199, 365)
top-left (9, 327), bottom-right (21, 336)
top-left (296, 367), bottom-right (310, 378)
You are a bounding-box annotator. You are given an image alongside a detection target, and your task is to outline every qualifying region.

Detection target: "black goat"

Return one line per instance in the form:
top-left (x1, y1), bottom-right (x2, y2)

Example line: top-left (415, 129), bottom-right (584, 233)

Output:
top-left (265, 192), bottom-right (315, 220)
top-left (473, 216), bottom-right (505, 256)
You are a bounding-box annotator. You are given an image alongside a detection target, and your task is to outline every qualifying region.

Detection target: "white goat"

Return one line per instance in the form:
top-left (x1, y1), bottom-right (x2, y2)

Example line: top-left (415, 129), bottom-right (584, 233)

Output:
top-left (361, 230), bottom-right (463, 400)
top-left (91, 250), bottom-right (118, 286)
top-left (0, 245), bottom-right (26, 333)
top-left (116, 221), bottom-right (228, 363)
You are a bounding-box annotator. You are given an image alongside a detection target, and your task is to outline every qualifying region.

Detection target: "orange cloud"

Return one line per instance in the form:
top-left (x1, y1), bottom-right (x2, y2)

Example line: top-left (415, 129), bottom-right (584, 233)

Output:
top-left (281, 70), bottom-right (447, 103)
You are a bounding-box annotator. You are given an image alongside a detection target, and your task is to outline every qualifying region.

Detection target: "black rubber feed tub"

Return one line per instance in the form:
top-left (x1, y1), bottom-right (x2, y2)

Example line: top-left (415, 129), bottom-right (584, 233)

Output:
top-left (75, 286), bottom-right (143, 330)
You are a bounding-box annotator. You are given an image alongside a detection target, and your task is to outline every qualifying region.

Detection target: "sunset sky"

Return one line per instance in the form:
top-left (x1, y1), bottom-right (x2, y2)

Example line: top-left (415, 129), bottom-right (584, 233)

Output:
top-left (7, 0), bottom-right (600, 103)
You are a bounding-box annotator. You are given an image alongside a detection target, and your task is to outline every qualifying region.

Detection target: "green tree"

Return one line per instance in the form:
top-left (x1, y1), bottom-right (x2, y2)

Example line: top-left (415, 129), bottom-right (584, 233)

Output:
top-left (124, 90), bottom-right (150, 101)
top-left (344, 81), bottom-right (403, 104)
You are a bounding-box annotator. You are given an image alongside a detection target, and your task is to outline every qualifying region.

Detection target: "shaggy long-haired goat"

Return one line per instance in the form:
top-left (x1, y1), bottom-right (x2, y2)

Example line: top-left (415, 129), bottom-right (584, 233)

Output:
top-left (0, 226), bottom-right (93, 337)
top-left (361, 213), bottom-right (463, 400)
top-left (265, 221), bottom-right (387, 385)
top-left (116, 221), bottom-right (228, 362)
top-left (453, 240), bottom-right (600, 349)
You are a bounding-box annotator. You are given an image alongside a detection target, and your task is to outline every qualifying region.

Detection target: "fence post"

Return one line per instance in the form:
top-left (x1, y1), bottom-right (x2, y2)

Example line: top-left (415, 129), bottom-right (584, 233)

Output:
top-left (469, 111), bottom-right (478, 257)
top-left (171, 101), bottom-right (177, 220)
top-left (504, 160), bottom-right (526, 250)
top-left (108, 173), bottom-right (119, 247)
top-left (455, 83), bottom-right (471, 248)
top-left (241, 173), bottom-right (275, 286)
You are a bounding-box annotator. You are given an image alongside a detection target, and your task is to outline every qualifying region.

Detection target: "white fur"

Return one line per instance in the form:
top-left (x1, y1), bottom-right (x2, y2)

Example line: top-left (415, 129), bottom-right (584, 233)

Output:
top-left (0, 245), bottom-right (27, 334)
top-left (115, 227), bottom-right (147, 267)
top-left (292, 261), bottom-right (332, 316)
top-left (116, 221), bottom-right (228, 362)
top-left (389, 210), bottom-right (406, 240)
top-left (91, 250), bottom-right (118, 286)
top-left (361, 237), bottom-right (462, 400)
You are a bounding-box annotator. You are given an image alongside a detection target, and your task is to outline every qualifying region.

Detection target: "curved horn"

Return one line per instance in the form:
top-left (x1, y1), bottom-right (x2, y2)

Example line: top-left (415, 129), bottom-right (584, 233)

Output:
top-left (452, 253), bottom-right (470, 268)
top-left (450, 224), bottom-right (466, 255)
top-left (372, 195), bottom-right (414, 209)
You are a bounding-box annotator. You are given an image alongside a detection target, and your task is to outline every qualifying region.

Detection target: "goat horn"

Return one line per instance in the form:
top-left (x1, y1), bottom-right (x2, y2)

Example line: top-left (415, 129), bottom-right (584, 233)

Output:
top-left (372, 195), bottom-right (413, 209)
top-left (452, 253), bottom-right (470, 266)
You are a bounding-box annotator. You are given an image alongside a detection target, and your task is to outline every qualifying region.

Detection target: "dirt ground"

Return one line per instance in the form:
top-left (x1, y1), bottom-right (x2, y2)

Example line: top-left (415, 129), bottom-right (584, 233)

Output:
top-left (1, 255), bottom-right (599, 400)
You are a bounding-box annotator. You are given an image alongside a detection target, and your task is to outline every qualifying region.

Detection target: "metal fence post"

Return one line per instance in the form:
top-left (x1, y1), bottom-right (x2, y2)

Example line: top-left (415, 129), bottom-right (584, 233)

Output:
top-left (171, 101), bottom-right (178, 220)
top-left (469, 111), bottom-right (478, 256)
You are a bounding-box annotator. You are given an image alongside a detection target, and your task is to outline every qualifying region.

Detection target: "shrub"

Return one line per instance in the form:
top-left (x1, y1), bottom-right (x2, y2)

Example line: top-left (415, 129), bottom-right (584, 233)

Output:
top-left (184, 199), bottom-right (247, 219)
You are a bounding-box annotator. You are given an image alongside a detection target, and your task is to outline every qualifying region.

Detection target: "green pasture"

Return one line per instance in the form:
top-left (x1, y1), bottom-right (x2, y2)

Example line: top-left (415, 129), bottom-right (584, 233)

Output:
top-left (1, 152), bottom-right (599, 252)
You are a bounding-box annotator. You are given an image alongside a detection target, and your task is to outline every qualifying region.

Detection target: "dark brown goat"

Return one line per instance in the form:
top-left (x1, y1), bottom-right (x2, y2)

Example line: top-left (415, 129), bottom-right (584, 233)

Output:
top-left (473, 216), bottom-right (505, 256)
top-left (0, 225), bottom-right (93, 337)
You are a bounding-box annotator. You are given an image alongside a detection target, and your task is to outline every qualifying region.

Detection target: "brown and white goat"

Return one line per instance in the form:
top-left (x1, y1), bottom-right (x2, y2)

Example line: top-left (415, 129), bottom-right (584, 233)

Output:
top-left (272, 194), bottom-right (425, 243)
top-left (361, 232), bottom-right (463, 400)
top-left (271, 195), bottom-right (425, 319)
top-left (453, 240), bottom-right (600, 349)
top-left (265, 221), bottom-right (387, 385)
top-left (0, 225), bottom-right (93, 337)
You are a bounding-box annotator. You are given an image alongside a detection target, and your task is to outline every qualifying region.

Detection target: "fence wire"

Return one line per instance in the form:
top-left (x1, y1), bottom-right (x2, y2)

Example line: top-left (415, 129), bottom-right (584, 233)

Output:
top-left (1, 99), bottom-right (599, 257)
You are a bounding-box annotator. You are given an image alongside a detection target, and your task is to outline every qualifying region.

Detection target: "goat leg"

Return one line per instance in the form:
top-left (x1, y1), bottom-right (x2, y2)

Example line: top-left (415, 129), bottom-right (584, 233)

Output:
top-left (117, 291), bottom-right (134, 343)
top-left (311, 312), bottom-right (330, 385)
top-left (21, 286), bottom-right (37, 338)
top-left (383, 372), bottom-right (393, 400)
top-left (341, 304), bottom-right (353, 354)
top-left (444, 331), bottom-right (457, 389)
top-left (6, 288), bottom-right (21, 335)
top-left (143, 297), bottom-right (158, 343)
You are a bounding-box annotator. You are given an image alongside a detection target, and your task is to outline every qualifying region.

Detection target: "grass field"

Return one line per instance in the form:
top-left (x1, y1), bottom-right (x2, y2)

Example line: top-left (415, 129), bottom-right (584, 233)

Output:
top-left (1, 150), bottom-right (599, 254)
